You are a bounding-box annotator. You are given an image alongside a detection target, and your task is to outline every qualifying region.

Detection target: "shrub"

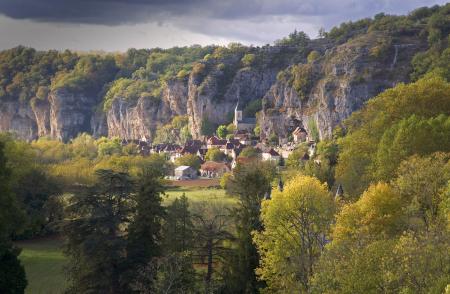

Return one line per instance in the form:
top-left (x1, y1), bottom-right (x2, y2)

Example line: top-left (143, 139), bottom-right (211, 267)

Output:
top-left (307, 51), bottom-right (320, 63)
top-left (241, 54), bottom-right (256, 67)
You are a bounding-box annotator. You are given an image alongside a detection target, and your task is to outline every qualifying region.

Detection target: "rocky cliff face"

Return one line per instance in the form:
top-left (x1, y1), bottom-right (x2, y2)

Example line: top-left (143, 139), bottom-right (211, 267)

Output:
top-left (0, 99), bottom-right (37, 141)
top-left (0, 32), bottom-right (428, 142)
top-left (187, 66), bottom-right (278, 138)
top-left (259, 32), bottom-right (425, 141)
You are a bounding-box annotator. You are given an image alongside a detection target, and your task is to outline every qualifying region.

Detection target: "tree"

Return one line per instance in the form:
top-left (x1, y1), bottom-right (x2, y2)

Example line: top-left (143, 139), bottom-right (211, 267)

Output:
top-left (205, 148), bottom-right (226, 162)
top-left (201, 118), bottom-right (216, 136)
top-left (393, 152), bottom-right (450, 231)
top-left (253, 175), bottom-right (335, 292)
top-left (163, 194), bottom-right (194, 254)
top-left (336, 74), bottom-right (450, 198)
top-left (191, 202), bottom-right (233, 293)
top-left (307, 50), bottom-right (320, 63)
top-left (14, 169), bottom-right (62, 238)
top-left (312, 154), bottom-right (450, 293)
top-left (241, 54), bottom-right (256, 67)
top-left (375, 115), bottom-right (450, 181)
top-left (175, 154), bottom-right (201, 170)
top-left (123, 168), bottom-right (166, 291)
top-left (132, 252), bottom-right (196, 294)
top-left (63, 169), bottom-right (133, 293)
top-left (239, 146), bottom-right (260, 159)
top-left (97, 137), bottom-right (122, 157)
top-left (226, 123), bottom-right (236, 134)
top-left (0, 141), bottom-right (27, 294)
top-left (216, 125), bottom-right (228, 139)
top-left (221, 161), bottom-right (276, 293)
top-left (286, 146), bottom-right (309, 168)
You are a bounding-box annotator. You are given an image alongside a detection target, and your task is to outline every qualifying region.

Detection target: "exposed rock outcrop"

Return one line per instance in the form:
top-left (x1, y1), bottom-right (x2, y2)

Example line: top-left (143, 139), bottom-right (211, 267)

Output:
top-left (0, 100), bottom-right (37, 141)
top-left (0, 32), bottom-right (428, 142)
top-left (259, 32), bottom-right (425, 141)
top-left (48, 89), bottom-right (98, 142)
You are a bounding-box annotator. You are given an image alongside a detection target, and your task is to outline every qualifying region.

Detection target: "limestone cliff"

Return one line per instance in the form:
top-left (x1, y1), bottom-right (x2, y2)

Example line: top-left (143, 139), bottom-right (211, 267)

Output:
top-left (259, 32), bottom-right (425, 141)
top-left (0, 31), bottom-right (430, 142)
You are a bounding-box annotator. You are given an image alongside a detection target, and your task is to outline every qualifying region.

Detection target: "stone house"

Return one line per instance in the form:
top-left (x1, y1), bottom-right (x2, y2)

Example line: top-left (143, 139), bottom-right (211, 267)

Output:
top-left (200, 161), bottom-right (231, 178)
top-left (292, 127), bottom-right (308, 143)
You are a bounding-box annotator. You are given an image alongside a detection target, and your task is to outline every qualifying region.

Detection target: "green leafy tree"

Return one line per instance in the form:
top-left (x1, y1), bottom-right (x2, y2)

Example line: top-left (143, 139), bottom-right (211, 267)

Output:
top-left (14, 169), bottom-right (62, 238)
top-left (313, 153), bottom-right (450, 293)
top-left (241, 54), bottom-right (256, 67)
top-left (307, 50), bottom-right (320, 63)
top-left (336, 74), bottom-right (450, 198)
top-left (97, 137), bottom-right (123, 157)
top-left (205, 148), bottom-right (226, 162)
top-left (175, 154), bottom-right (201, 170)
top-left (375, 114), bottom-right (450, 181)
top-left (286, 146), bottom-right (309, 168)
top-left (201, 118), bottom-right (216, 136)
top-left (254, 175), bottom-right (335, 292)
top-left (0, 141), bottom-right (27, 294)
top-left (216, 125), bottom-right (228, 139)
top-left (239, 146), bottom-right (260, 159)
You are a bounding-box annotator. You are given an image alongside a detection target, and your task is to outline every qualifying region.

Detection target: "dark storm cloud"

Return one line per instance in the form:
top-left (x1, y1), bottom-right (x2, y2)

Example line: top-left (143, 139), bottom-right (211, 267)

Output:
top-left (0, 0), bottom-right (443, 26)
top-left (0, 0), bottom-right (447, 51)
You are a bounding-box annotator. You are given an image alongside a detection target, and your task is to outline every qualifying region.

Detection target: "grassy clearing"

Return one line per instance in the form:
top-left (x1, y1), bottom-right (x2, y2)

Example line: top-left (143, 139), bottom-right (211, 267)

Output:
top-left (164, 186), bottom-right (237, 206)
top-left (17, 237), bottom-right (67, 294)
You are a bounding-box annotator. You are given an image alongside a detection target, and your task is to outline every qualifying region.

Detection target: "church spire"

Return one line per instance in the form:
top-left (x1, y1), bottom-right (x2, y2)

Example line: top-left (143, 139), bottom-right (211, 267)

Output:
top-left (335, 184), bottom-right (344, 199)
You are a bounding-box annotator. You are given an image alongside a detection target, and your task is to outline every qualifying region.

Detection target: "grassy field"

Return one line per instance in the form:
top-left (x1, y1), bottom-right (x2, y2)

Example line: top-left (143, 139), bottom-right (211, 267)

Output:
top-left (165, 185), bottom-right (237, 206)
top-left (17, 237), bottom-right (68, 294)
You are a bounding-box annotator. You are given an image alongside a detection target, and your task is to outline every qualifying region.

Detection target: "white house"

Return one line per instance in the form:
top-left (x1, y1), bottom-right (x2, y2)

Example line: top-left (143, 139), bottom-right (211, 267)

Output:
top-left (262, 148), bottom-right (281, 162)
top-left (174, 166), bottom-right (197, 180)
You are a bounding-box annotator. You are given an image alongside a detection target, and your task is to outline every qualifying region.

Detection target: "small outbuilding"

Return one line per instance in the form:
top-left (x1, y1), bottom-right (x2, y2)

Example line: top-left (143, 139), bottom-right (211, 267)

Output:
top-left (174, 166), bottom-right (198, 180)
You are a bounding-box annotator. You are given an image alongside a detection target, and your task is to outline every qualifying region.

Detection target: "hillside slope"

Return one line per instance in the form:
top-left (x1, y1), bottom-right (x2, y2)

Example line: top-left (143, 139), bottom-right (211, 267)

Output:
top-left (0, 4), bottom-right (448, 142)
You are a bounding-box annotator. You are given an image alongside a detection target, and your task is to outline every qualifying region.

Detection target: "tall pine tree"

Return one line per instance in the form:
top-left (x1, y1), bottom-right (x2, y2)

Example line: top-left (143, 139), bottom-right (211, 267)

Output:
top-left (63, 170), bottom-right (133, 294)
top-left (221, 161), bottom-right (275, 293)
top-left (123, 168), bottom-right (166, 291)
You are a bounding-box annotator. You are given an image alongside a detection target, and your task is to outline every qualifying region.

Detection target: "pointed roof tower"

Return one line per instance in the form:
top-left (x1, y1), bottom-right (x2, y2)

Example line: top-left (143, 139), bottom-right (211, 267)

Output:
top-left (335, 184), bottom-right (344, 199)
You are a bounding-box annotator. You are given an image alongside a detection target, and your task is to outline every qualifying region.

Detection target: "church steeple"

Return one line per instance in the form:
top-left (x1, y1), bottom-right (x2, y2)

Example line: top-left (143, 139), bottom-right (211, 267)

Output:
top-left (335, 184), bottom-right (344, 199)
top-left (234, 92), bottom-right (243, 126)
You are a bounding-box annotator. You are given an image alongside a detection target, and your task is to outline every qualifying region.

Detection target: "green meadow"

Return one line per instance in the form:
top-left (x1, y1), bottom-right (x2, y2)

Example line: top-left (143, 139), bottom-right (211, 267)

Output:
top-left (17, 237), bottom-right (68, 294)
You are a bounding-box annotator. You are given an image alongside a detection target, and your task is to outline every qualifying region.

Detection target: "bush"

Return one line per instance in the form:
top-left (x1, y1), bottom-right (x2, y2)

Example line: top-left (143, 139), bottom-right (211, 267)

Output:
top-left (201, 118), bottom-right (216, 136)
top-left (175, 154), bottom-right (201, 170)
top-left (307, 51), bottom-right (320, 63)
top-left (241, 54), bottom-right (256, 67)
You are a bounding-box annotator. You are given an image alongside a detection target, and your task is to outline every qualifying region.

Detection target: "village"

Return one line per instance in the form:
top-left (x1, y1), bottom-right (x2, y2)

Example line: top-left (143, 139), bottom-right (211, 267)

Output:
top-left (120, 101), bottom-right (316, 180)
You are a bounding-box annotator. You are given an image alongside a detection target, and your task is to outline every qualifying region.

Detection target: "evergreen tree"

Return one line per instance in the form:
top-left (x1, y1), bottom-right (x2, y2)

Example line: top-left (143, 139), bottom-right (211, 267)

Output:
top-left (123, 168), bottom-right (166, 291)
top-left (163, 194), bottom-right (194, 254)
top-left (0, 141), bottom-right (27, 294)
top-left (221, 161), bottom-right (275, 293)
top-left (192, 202), bottom-right (233, 293)
top-left (63, 169), bottom-right (133, 294)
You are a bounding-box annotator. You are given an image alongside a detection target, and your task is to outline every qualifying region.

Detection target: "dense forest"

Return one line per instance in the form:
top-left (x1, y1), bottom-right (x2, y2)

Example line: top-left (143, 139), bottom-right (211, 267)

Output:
top-left (0, 3), bottom-right (450, 294)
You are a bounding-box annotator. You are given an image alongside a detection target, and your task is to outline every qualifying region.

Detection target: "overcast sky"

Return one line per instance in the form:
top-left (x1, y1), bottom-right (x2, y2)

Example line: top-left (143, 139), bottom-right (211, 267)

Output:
top-left (0, 0), bottom-right (447, 52)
